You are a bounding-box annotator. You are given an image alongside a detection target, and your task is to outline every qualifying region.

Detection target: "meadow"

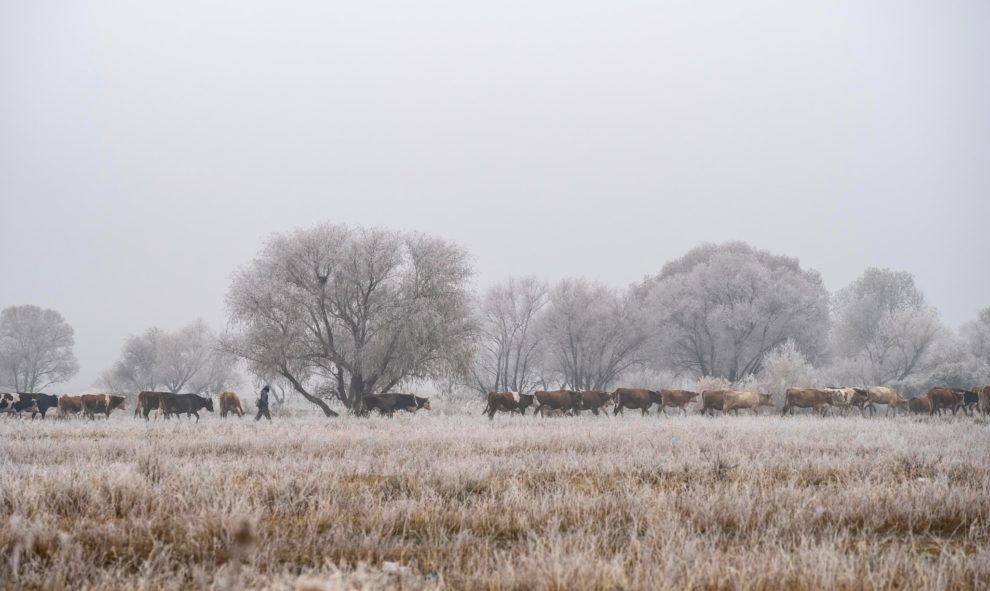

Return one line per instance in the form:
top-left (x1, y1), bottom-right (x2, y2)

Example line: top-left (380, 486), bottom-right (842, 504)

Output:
top-left (1, 408), bottom-right (988, 590)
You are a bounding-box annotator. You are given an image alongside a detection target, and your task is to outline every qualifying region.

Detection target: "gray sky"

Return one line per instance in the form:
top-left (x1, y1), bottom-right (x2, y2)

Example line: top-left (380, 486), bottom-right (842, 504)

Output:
top-left (2, 1), bottom-right (988, 393)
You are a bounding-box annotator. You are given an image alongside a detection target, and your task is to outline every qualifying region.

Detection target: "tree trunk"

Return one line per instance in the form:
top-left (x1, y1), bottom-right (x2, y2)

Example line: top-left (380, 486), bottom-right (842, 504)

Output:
top-left (281, 369), bottom-right (339, 417)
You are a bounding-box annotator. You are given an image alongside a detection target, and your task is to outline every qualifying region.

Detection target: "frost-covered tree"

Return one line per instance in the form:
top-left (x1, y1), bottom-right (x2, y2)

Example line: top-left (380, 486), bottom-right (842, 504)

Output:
top-left (540, 279), bottom-right (648, 390)
top-left (832, 268), bottom-right (943, 385)
top-left (0, 305), bottom-right (79, 392)
top-left (961, 307), bottom-right (990, 365)
top-left (754, 339), bottom-right (817, 403)
top-left (469, 276), bottom-right (549, 394)
top-left (642, 242), bottom-right (829, 381)
top-left (223, 224), bottom-right (475, 415)
top-left (102, 320), bottom-right (236, 394)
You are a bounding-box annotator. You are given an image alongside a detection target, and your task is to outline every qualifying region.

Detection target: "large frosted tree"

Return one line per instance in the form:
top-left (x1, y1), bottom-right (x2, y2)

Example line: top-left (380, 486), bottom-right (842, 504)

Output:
top-left (831, 267), bottom-right (943, 385)
top-left (0, 305), bottom-right (79, 392)
top-left (224, 223), bottom-right (475, 415)
top-left (642, 242), bottom-right (829, 381)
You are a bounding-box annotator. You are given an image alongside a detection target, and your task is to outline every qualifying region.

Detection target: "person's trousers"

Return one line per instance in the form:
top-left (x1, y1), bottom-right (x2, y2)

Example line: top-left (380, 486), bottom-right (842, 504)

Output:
top-left (255, 407), bottom-right (271, 421)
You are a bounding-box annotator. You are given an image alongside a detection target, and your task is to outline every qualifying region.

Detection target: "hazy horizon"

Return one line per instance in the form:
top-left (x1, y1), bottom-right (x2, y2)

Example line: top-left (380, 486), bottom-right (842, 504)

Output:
top-left (3, 1), bottom-right (988, 393)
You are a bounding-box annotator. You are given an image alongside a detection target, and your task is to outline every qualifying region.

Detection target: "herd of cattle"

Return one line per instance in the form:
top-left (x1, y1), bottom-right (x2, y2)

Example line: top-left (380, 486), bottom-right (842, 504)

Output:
top-left (1, 385), bottom-right (989, 422)
top-left (481, 386), bottom-right (990, 419)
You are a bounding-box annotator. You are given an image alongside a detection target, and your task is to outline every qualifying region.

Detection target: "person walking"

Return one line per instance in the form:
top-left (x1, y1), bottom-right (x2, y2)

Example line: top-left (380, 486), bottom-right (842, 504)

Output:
top-left (255, 385), bottom-right (272, 421)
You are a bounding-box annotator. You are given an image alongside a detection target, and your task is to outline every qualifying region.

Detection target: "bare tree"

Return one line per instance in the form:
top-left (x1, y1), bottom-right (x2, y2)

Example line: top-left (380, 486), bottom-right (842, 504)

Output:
top-left (0, 305), bottom-right (79, 392)
top-left (540, 279), bottom-right (648, 390)
top-left (642, 242), bottom-right (829, 382)
top-left (961, 307), bottom-right (990, 365)
top-left (223, 224), bottom-right (475, 414)
top-left (832, 268), bottom-right (943, 385)
top-left (102, 320), bottom-right (236, 394)
top-left (469, 276), bottom-right (549, 394)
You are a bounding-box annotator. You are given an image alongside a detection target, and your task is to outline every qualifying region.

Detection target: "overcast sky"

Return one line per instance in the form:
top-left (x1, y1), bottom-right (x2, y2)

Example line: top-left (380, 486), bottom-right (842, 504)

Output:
top-left (2, 1), bottom-right (988, 393)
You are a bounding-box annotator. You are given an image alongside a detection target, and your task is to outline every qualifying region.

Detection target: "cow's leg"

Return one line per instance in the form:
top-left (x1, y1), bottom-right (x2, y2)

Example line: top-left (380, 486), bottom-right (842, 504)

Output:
top-left (781, 404), bottom-right (789, 417)
top-left (193, 411), bottom-right (200, 423)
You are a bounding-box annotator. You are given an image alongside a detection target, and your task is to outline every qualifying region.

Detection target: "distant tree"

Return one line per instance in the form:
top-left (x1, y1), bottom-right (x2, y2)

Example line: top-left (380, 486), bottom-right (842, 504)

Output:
top-left (469, 276), bottom-right (549, 394)
top-left (102, 320), bottom-right (235, 394)
top-left (961, 307), bottom-right (990, 365)
top-left (642, 242), bottom-right (830, 381)
top-left (223, 224), bottom-right (475, 415)
top-left (540, 279), bottom-right (648, 390)
top-left (0, 305), bottom-right (79, 392)
top-left (754, 339), bottom-right (817, 403)
top-left (832, 268), bottom-right (943, 385)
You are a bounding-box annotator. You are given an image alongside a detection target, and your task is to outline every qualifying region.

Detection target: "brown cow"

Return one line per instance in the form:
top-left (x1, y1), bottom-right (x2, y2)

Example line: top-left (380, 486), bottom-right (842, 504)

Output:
top-left (866, 386), bottom-right (908, 417)
top-left (723, 391), bottom-right (774, 415)
top-left (782, 388), bottom-right (833, 416)
top-left (908, 396), bottom-right (933, 415)
top-left (926, 388), bottom-right (962, 416)
top-left (81, 394), bottom-right (126, 420)
top-left (533, 390), bottom-right (582, 417)
top-left (482, 391), bottom-right (535, 419)
top-left (575, 390), bottom-right (613, 416)
top-left (57, 395), bottom-right (83, 418)
top-left (658, 390), bottom-right (699, 416)
top-left (699, 390), bottom-right (730, 416)
top-left (135, 391), bottom-right (168, 420)
top-left (219, 391), bottom-right (245, 418)
top-left (611, 388), bottom-right (659, 416)
top-left (978, 386), bottom-right (990, 417)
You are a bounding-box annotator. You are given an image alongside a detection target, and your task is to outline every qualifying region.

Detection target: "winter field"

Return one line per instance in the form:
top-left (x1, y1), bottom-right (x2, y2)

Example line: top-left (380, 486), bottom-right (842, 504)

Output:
top-left (1, 409), bottom-right (988, 590)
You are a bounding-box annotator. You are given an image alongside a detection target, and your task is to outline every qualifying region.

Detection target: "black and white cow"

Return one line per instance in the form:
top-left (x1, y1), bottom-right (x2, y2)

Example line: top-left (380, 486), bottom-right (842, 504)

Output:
top-left (0, 392), bottom-right (40, 417)
top-left (18, 393), bottom-right (60, 419)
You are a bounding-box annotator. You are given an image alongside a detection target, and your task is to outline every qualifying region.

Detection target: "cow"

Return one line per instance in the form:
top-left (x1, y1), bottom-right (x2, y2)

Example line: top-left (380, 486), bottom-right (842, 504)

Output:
top-left (699, 390), bottom-right (730, 416)
top-left (0, 393), bottom-right (39, 417)
top-left (81, 394), bottom-right (127, 420)
top-left (481, 391), bottom-right (534, 419)
top-left (926, 388), bottom-right (962, 416)
top-left (782, 388), bottom-right (833, 417)
top-left (533, 390), bottom-right (583, 417)
top-left (722, 391), bottom-right (774, 415)
top-left (866, 386), bottom-right (907, 417)
top-left (57, 395), bottom-right (83, 418)
top-left (611, 388), bottom-right (659, 416)
top-left (575, 390), bottom-right (613, 416)
top-left (160, 393), bottom-right (214, 421)
top-left (908, 396), bottom-right (933, 415)
top-left (657, 390), bottom-right (699, 416)
top-left (219, 391), bottom-right (245, 418)
top-left (135, 391), bottom-right (168, 421)
top-left (18, 393), bottom-right (59, 419)
top-left (361, 393), bottom-right (430, 417)
top-left (824, 387), bottom-right (869, 416)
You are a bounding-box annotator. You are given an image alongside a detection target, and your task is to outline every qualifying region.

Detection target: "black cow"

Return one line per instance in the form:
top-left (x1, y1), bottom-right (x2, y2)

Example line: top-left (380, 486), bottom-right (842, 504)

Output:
top-left (0, 392), bottom-right (39, 417)
top-left (361, 393), bottom-right (431, 417)
top-left (160, 393), bottom-right (214, 422)
top-left (957, 389), bottom-right (980, 416)
top-left (18, 393), bottom-right (59, 419)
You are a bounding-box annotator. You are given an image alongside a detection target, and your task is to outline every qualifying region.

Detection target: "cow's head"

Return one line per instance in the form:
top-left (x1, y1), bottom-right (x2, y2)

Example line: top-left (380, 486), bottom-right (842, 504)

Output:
top-left (687, 391), bottom-right (700, 401)
top-left (109, 396), bottom-right (127, 411)
top-left (0, 393), bottom-right (17, 413)
top-left (205, 397), bottom-right (215, 412)
top-left (415, 396), bottom-right (431, 411)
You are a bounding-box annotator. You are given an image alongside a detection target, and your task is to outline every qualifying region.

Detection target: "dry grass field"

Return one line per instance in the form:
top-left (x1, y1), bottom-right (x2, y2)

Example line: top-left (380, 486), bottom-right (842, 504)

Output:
top-left (1, 410), bottom-right (989, 590)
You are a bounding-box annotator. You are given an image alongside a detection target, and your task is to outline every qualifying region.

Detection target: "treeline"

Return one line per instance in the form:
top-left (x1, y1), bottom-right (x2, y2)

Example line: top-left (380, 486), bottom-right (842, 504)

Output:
top-left (3, 222), bottom-right (988, 412)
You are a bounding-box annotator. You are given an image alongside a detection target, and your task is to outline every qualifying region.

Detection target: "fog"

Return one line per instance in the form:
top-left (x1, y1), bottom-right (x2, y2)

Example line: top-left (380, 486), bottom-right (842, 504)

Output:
top-left (2, 1), bottom-right (988, 393)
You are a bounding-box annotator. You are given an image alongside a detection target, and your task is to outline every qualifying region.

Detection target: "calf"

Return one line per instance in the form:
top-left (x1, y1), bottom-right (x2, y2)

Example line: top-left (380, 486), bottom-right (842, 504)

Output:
top-left (219, 391), bottom-right (245, 418)
top-left (533, 390), bottom-right (582, 417)
top-left (782, 388), bottom-right (833, 417)
top-left (482, 391), bottom-right (534, 419)
top-left (611, 388), bottom-right (660, 416)
top-left (723, 391), bottom-right (774, 415)
top-left (361, 393), bottom-right (430, 417)
top-left (658, 389), bottom-right (699, 416)
top-left (160, 393), bottom-right (214, 422)
top-left (81, 394), bottom-right (127, 420)
top-left (908, 396), bottom-right (933, 415)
